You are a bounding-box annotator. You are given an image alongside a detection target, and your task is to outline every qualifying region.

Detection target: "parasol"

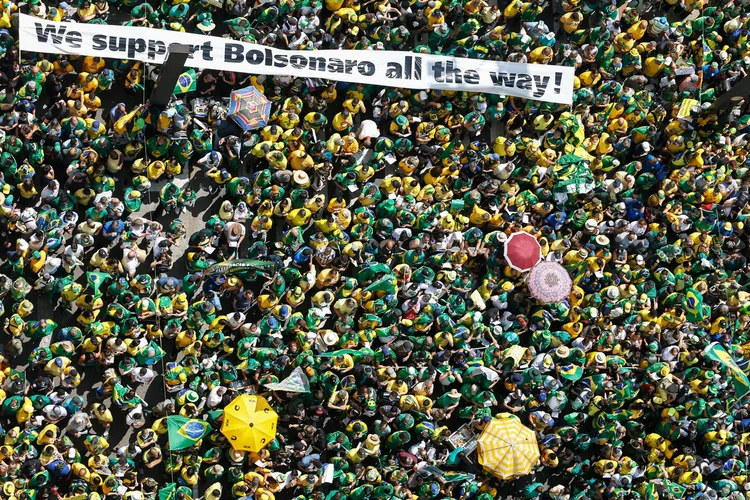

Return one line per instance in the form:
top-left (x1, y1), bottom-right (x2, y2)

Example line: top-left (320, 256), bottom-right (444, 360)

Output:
top-left (477, 418), bottom-right (539, 480)
top-left (228, 86), bottom-right (271, 131)
top-left (221, 394), bottom-right (278, 452)
top-left (527, 261), bottom-right (573, 303)
top-left (503, 231), bottom-right (542, 272)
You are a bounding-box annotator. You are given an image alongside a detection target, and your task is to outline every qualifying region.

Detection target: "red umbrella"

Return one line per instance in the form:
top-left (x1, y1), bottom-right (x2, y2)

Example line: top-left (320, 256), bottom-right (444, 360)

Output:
top-left (504, 232), bottom-right (542, 272)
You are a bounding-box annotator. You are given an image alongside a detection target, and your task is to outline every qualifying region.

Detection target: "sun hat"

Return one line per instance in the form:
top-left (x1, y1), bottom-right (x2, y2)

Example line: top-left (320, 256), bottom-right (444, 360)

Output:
top-left (555, 346), bottom-right (570, 359)
top-left (293, 170), bottom-right (310, 187)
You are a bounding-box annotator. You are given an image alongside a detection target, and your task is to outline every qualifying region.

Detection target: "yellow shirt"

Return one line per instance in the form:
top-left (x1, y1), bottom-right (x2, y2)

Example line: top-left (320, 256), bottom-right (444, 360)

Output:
top-left (287, 208), bottom-right (312, 226)
top-left (560, 12), bottom-right (581, 33)
top-left (82, 57), bottom-right (105, 74)
top-left (332, 113), bottom-right (353, 131)
top-left (644, 57), bottom-right (664, 77)
top-left (627, 21), bottom-right (648, 40)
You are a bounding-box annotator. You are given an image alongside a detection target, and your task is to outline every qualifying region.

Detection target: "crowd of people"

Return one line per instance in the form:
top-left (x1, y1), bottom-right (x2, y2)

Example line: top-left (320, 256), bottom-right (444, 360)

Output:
top-left (0, 0), bottom-right (748, 498)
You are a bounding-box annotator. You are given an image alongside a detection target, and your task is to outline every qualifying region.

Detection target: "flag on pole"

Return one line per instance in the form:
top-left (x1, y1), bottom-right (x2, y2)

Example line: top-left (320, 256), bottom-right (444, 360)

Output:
top-left (158, 484), bottom-right (176, 500)
top-left (703, 342), bottom-right (750, 399)
top-left (174, 70), bottom-right (197, 94)
top-left (167, 416), bottom-right (212, 450)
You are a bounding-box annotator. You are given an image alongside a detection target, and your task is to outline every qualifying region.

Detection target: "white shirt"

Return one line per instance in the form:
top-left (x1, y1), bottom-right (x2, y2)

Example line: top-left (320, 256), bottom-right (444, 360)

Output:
top-left (131, 368), bottom-right (156, 385)
top-left (224, 222), bottom-right (246, 247)
top-left (126, 405), bottom-right (146, 428)
top-left (227, 312), bottom-right (246, 329)
top-left (207, 386), bottom-right (227, 409)
top-left (357, 120), bottom-right (380, 140)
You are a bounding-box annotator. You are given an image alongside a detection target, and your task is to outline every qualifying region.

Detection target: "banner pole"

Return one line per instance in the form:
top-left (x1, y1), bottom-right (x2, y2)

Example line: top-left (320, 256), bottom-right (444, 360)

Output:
top-left (150, 44), bottom-right (191, 106)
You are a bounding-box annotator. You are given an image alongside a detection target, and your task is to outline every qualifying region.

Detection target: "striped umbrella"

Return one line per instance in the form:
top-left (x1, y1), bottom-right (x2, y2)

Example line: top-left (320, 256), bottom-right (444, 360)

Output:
top-left (477, 418), bottom-right (539, 480)
top-left (228, 86), bottom-right (271, 131)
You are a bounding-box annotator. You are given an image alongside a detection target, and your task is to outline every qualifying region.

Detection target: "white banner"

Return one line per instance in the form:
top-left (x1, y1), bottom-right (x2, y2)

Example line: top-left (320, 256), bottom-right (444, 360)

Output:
top-left (19, 14), bottom-right (575, 104)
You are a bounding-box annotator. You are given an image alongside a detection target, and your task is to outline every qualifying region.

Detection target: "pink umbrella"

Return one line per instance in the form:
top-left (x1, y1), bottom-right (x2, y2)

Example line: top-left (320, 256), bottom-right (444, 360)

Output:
top-left (527, 261), bottom-right (572, 304)
top-left (503, 232), bottom-right (542, 272)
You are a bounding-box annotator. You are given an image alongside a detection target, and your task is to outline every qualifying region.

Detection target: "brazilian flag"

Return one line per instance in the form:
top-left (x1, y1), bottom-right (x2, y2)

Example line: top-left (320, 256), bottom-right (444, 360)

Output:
top-left (663, 480), bottom-right (686, 498)
top-left (166, 416), bottom-right (211, 450)
top-left (364, 273), bottom-right (398, 294)
top-left (174, 70), bottom-right (197, 94)
top-left (112, 382), bottom-right (145, 409)
top-left (558, 364), bottom-right (583, 381)
top-left (439, 138), bottom-right (457, 161)
top-left (682, 287), bottom-right (705, 323)
top-left (639, 482), bottom-right (658, 500)
top-left (704, 342), bottom-right (750, 399)
top-left (86, 272), bottom-right (111, 298)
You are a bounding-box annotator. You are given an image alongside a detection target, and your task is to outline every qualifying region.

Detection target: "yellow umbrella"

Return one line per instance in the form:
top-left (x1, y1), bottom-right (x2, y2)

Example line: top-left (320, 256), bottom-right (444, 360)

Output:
top-left (221, 395), bottom-right (278, 452)
top-left (477, 418), bottom-right (539, 480)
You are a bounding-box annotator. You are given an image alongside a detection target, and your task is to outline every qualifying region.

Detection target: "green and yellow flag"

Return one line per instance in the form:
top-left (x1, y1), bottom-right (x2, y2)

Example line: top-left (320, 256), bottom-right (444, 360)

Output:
top-left (206, 259), bottom-right (275, 275)
top-left (86, 272), bottom-right (111, 298)
top-left (174, 70), bottom-right (197, 94)
top-left (704, 342), bottom-right (750, 399)
top-left (166, 416), bottom-right (211, 450)
top-left (364, 273), bottom-right (397, 294)
top-left (663, 480), bottom-right (687, 498)
top-left (682, 287), bottom-right (705, 323)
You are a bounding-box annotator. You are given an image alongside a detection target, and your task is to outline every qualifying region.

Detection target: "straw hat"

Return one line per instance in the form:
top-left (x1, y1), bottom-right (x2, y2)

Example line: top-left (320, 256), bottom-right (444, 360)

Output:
top-left (227, 449), bottom-right (245, 463)
top-left (555, 346), bottom-right (570, 359)
top-left (584, 219), bottom-right (598, 232)
top-left (322, 331), bottom-right (339, 347)
top-left (197, 16), bottom-right (216, 32)
top-left (293, 170), bottom-right (310, 188)
top-left (595, 235), bottom-right (610, 246)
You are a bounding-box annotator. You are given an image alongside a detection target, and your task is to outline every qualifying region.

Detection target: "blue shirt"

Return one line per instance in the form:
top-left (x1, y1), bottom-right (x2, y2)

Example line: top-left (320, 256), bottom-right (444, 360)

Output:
top-left (101, 220), bottom-right (124, 240)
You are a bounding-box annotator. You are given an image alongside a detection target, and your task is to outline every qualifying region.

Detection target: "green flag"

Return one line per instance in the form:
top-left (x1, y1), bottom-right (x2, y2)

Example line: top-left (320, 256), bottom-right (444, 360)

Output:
top-left (206, 259), bottom-right (275, 275)
top-left (317, 348), bottom-right (365, 358)
top-left (158, 483), bottom-right (176, 500)
top-left (682, 287), bottom-right (705, 322)
top-left (135, 341), bottom-right (166, 365)
top-left (703, 342), bottom-right (750, 399)
top-left (166, 416), bottom-right (211, 451)
top-left (174, 70), bottom-right (197, 94)
top-left (663, 480), bottom-right (686, 498)
top-left (439, 138), bottom-right (457, 161)
top-left (9, 369), bottom-right (25, 383)
top-left (112, 382), bottom-right (145, 409)
top-left (364, 273), bottom-right (397, 294)
top-left (86, 272), bottom-right (111, 297)
top-left (8, 369), bottom-right (26, 393)
top-left (422, 465), bottom-right (475, 483)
